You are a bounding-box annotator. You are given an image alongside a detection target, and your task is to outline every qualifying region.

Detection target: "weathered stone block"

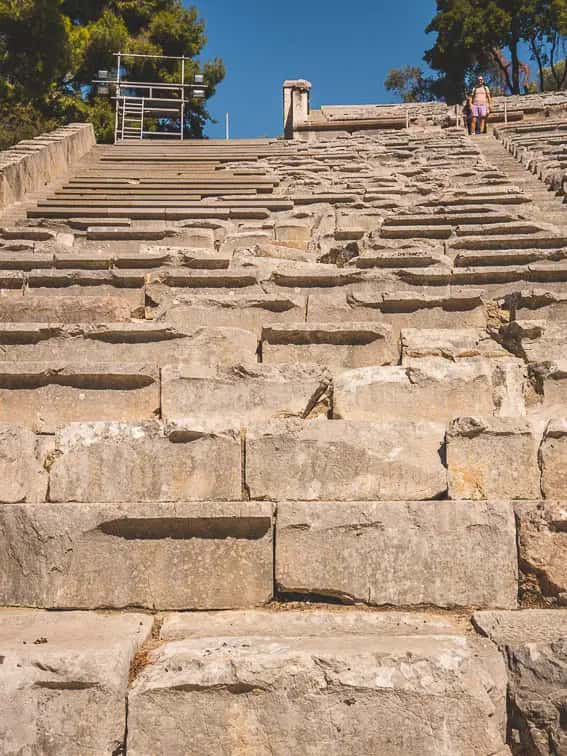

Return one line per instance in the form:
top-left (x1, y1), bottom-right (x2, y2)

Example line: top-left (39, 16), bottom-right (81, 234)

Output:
top-left (447, 417), bottom-right (541, 500)
top-left (516, 501), bottom-right (567, 603)
top-left (262, 322), bottom-right (399, 367)
top-left (49, 421), bottom-right (241, 503)
top-left (159, 608), bottom-right (463, 640)
top-left (333, 361), bottom-right (525, 422)
top-left (540, 419), bottom-right (567, 498)
top-left (474, 609), bottom-right (567, 756)
top-left (127, 620), bottom-right (508, 755)
top-left (402, 328), bottom-right (510, 364)
top-left (246, 419), bottom-right (447, 500)
top-left (0, 363), bottom-right (159, 432)
top-left (276, 500), bottom-right (517, 608)
top-left (0, 292), bottom-right (137, 322)
top-left (0, 502), bottom-right (273, 609)
top-left (0, 324), bottom-right (258, 368)
top-left (0, 610), bottom-right (151, 755)
top-left (0, 423), bottom-right (47, 502)
top-left (153, 292), bottom-right (306, 335)
top-left (162, 363), bottom-right (330, 425)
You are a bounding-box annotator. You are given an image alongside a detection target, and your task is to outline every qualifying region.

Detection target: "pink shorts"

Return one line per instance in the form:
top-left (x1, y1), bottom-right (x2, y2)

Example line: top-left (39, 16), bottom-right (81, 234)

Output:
top-left (472, 104), bottom-right (488, 118)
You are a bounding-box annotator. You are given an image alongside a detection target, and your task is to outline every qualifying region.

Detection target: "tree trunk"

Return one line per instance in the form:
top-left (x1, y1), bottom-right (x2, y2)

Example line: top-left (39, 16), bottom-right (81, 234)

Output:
top-left (529, 38), bottom-right (545, 92)
top-left (510, 14), bottom-right (521, 94)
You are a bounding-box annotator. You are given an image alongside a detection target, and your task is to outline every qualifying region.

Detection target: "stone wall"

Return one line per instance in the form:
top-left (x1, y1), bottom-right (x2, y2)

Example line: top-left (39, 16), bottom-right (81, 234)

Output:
top-left (0, 122), bottom-right (95, 210)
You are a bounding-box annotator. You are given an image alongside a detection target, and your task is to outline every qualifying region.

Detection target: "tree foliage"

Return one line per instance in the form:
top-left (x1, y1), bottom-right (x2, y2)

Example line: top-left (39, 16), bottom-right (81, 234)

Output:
top-left (424, 0), bottom-right (567, 102)
top-left (0, 0), bottom-right (225, 146)
top-left (384, 66), bottom-right (436, 102)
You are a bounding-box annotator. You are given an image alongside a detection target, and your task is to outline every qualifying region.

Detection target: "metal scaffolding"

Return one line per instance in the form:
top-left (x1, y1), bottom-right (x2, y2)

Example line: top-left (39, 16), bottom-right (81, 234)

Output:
top-left (94, 52), bottom-right (206, 143)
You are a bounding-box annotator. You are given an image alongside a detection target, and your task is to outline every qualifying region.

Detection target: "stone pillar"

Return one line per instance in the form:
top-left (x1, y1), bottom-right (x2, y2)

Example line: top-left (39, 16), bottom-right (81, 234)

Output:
top-left (283, 80), bottom-right (312, 139)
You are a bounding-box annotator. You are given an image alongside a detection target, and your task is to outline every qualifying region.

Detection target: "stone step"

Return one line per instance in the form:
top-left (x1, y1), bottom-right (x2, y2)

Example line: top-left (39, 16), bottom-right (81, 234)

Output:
top-left (162, 363), bottom-right (331, 425)
top-left (277, 500), bottom-right (517, 607)
top-left (401, 327), bottom-right (510, 364)
top-left (333, 361), bottom-right (525, 422)
top-left (306, 290), bottom-right (488, 333)
top-left (0, 610), bottom-right (151, 755)
top-left (454, 222), bottom-right (548, 236)
top-left (151, 291), bottom-right (307, 335)
top-left (127, 609), bottom-right (509, 754)
top-left (0, 362), bottom-right (158, 431)
top-left (261, 322), bottom-right (398, 367)
top-left (246, 419), bottom-right (446, 500)
top-left (473, 609), bottom-right (567, 754)
top-left (0, 323), bottom-right (258, 367)
top-left (0, 608), bottom-right (510, 755)
top-left (0, 291), bottom-right (143, 322)
top-left (452, 234), bottom-right (567, 251)
top-left (0, 502), bottom-right (274, 609)
top-left (383, 212), bottom-right (516, 226)
top-left (380, 224), bottom-right (453, 239)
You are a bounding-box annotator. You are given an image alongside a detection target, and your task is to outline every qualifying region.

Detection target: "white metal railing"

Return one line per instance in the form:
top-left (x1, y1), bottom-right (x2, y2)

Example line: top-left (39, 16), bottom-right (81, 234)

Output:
top-left (93, 51), bottom-right (206, 143)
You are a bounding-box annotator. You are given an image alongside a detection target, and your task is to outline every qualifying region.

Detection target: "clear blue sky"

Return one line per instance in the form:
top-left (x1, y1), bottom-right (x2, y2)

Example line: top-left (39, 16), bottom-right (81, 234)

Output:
top-left (190, 0), bottom-right (438, 139)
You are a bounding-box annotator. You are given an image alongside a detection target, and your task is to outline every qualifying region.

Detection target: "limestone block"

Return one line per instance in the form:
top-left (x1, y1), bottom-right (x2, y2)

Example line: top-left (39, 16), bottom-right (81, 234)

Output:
top-left (0, 292), bottom-right (137, 322)
top-left (220, 231), bottom-right (273, 253)
top-left (178, 227), bottom-right (215, 249)
top-left (162, 363), bottom-right (330, 425)
top-left (251, 240), bottom-right (312, 262)
top-left (0, 423), bottom-right (47, 502)
top-left (513, 289), bottom-right (567, 321)
top-left (127, 628), bottom-right (508, 755)
top-left (276, 500), bottom-right (517, 608)
top-left (528, 361), bottom-right (567, 419)
top-left (274, 222), bottom-right (311, 246)
top-left (0, 324), bottom-right (258, 368)
top-left (540, 419), bottom-right (567, 498)
top-left (0, 501), bottom-right (273, 609)
top-left (516, 501), bottom-right (567, 602)
top-left (308, 289), bottom-right (488, 334)
top-left (474, 609), bottom-right (567, 756)
top-left (0, 610), bottom-right (151, 755)
top-left (447, 417), bottom-right (541, 500)
top-left (262, 322), bottom-right (399, 368)
top-left (0, 363), bottom-right (159, 432)
top-left (500, 320), bottom-right (566, 363)
top-left (246, 419), bottom-right (447, 500)
top-left (153, 292), bottom-right (306, 336)
top-left (49, 421), bottom-right (241, 503)
top-left (402, 327), bottom-right (510, 364)
top-left (160, 608), bottom-right (462, 641)
top-left (333, 361), bottom-right (525, 422)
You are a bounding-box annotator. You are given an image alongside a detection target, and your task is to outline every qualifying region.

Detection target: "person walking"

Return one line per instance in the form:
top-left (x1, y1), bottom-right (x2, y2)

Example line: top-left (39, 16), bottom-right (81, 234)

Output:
top-left (469, 75), bottom-right (492, 135)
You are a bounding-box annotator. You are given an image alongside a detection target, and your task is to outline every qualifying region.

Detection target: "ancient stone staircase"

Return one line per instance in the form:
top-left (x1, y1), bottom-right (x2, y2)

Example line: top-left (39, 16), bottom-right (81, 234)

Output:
top-left (0, 121), bottom-right (566, 755)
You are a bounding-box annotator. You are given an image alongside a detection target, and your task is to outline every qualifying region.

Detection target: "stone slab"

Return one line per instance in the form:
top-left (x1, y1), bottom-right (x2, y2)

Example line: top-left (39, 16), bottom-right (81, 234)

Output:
top-left (262, 322), bottom-right (399, 368)
top-left (246, 419), bottom-right (447, 500)
top-left (49, 421), bottom-right (242, 503)
top-left (540, 419), bottom-right (567, 498)
top-left (0, 363), bottom-right (159, 432)
top-left (333, 361), bottom-right (525, 422)
top-left (159, 608), bottom-right (462, 640)
top-left (474, 609), bottom-right (567, 756)
top-left (276, 500), bottom-right (517, 608)
top-left (127, 625), bottom-right (508, 755)
top-left (0, 324), bottom-right (258, 368)
top-left (447, 417), bottom-right (541, 500)
top-left (402, 328), bottom-right (510, 364)
top-left (162, 363), bottom-right (331, 425)
top-left (0, 502), bottom-right (273, 610)
top-left (152, 292), bottom-right (306, 335)
top-left (0, 423), bottom-right (47, 502)
top-left (0, 293), bottom-right (139, 322)
top-left (0, 609), bottom-right (151, 755)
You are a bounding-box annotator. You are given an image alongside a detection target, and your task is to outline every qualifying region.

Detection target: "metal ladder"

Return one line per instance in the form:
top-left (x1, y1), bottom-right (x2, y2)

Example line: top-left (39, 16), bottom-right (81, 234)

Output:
top-left (116, 96), bottom-right (145, 141)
